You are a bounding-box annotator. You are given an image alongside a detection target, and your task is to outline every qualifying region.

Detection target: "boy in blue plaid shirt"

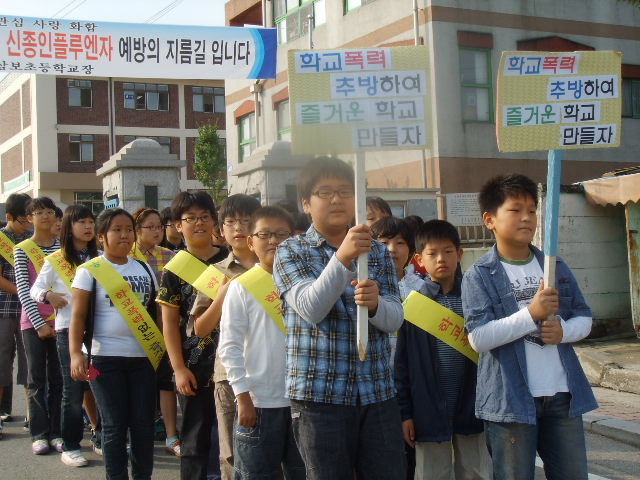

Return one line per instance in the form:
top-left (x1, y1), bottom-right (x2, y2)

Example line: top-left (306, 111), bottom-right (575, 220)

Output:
top-left (273, 157), bottom-right (406, 480)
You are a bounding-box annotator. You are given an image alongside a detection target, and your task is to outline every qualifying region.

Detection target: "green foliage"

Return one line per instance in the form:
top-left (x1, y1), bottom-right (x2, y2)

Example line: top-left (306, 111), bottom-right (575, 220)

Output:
top-left (193, 124), bottom-right (227, 203)
top-left (619, 0), bottom-right (640, 6)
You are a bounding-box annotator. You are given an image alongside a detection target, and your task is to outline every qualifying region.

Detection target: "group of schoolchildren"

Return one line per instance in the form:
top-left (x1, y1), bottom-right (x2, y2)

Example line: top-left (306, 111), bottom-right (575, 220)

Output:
top-left (0, 156), bottom-right (597, 480)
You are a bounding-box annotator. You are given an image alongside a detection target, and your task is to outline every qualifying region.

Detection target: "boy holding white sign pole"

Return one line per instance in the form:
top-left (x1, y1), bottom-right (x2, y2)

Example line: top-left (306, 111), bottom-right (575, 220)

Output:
top-left (273, 157), bottom-right (406, 480)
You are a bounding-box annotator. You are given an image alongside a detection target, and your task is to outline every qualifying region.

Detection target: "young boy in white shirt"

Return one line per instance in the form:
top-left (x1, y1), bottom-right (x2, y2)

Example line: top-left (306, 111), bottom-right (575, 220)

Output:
top-left (218, 206), bottom-right (305, 479)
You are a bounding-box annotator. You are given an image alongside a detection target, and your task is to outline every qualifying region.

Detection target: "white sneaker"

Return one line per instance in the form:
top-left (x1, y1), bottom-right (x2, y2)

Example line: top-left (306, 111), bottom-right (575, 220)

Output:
top-left (61, 449), bottom-right (88, 467)
top-left (50, 437), bottom-right (64, 453)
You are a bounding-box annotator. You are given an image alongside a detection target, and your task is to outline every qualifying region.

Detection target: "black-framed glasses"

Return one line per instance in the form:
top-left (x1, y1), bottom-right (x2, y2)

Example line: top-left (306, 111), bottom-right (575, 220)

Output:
top-left (223, 218), bottom-right (251, 227)
top-left (16, 217), bottom-right (30, 225)
top-left (312, 189), bottom-right (354, 199)
top-left (181, 215), bottom-right (213, 224)
top-left (251, 231), bottom-right (291, 240)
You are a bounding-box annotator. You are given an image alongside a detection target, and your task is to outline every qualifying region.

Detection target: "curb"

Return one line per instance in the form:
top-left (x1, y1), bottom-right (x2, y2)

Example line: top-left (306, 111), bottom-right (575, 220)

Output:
top-left (576, 349), bottom-right (640, 396)
top-left (583, 414), bottom-right (640, 448)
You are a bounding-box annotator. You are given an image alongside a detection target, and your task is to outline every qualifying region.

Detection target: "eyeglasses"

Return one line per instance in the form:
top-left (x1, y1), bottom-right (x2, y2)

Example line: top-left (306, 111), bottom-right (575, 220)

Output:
top-left (181, 215), bottom-right (213, 224)
top-left (31, 210), bottom-right (56, 217)
top-left (251, 231), bottom-right (291, 240)
top-left (16, 217), bottom-right (30, 225)
top-left (312, 189), bottom-right (354, 200)
top-left (140, 225), bottom-right (164, 231)
top-left (223, 218), bottom-right (251, 227)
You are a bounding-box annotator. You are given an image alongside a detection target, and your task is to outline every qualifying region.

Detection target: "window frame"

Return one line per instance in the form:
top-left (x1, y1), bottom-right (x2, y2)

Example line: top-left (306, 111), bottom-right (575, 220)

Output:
top-left (274, 0), bottom-right (325, 45)
top-left (192, 86), bottom-right (225, 113)
top-left (275, 99), bottom-right (291, 141)
top-left (123, 82), bottom-right (170, 112)
top-left (622, 78), bottom-right (640, 119)
top-left (344, 0), bottom-right (376, 14)
top-left (68, 79), bottom-right (92, 108)
top-left (69, 134), bottom-right (95, 163)
top-left (74, 191), bottom-right (104, 215)
top-left (458, 46), bottom-right (494, 124)
top-left (238, 113), bottom-right (256, 163)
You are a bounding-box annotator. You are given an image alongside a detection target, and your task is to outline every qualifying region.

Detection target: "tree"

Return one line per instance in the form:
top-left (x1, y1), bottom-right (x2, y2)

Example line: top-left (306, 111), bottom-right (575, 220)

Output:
top-left (193, 124), bottom-right (227, 203)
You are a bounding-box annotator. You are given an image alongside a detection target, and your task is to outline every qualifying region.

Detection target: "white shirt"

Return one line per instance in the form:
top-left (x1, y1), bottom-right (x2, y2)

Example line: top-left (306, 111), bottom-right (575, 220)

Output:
top-left (218, 266), bottom-right (289, 408)
top-left (72, 256), bottom-right (158, 357)
top-left (31, 258), bottom-right (73, 330)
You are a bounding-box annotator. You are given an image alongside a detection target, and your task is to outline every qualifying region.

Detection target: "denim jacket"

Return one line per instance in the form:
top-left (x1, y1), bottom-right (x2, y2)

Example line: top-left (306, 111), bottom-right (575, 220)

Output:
top-left (461, 245), bottom-right (598, 424)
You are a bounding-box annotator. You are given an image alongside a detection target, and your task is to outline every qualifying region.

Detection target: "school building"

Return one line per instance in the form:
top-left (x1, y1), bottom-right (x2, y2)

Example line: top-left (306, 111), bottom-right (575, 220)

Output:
top-left (0, 72), bottom-right (226, 212)
top-left (223, 0), bottom-right (640, 219)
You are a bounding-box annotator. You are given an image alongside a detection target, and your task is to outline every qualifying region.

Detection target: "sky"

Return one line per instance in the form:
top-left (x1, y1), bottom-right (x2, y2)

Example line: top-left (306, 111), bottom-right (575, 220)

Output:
top-left (0, 0), bottom-right (226, 27)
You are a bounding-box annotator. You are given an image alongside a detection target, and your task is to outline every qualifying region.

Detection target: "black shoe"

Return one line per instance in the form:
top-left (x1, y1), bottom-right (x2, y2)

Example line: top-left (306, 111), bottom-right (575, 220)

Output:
top-left (91, 428), bottom-right (102, 456)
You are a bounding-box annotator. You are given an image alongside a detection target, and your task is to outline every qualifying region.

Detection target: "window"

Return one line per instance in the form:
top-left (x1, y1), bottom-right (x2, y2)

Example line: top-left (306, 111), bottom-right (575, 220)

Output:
top-left (238, 113), bottom-right (256, 163)
top-left (144, 186), bottom-right (159, 210)
top-left (276, 100), bottom-right (291, 141)
top-left (273, 0), bottom-right (325, 44)
top-left (69, 135), bottom-right (94, 162)
top-left (459, 48), bottom-right (493, 122)
top-left (68, 79), bottom-right (92, 108)
top-left (74, 192), bottom-right (104, 214)
top-left (123, 135), bottom-right (172, 153)
top-left (123, 83), bottom-right (169, 111)
top-left (193, 87), bottom-right (225, 113)
top-left (344, 0), bottom-right (376, 13)
top-left (622, 78), bottom-right (640, 118)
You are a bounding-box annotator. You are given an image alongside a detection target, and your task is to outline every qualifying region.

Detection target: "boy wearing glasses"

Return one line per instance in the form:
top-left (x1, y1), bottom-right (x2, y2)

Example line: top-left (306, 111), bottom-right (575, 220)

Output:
top-left (190, 193), bottom-right (261, 480)
top-left (157, 192), bottom-right (227, 480)
top-left (218, 206), bottom-right (305, 479)
top-left (273, 157), bottom-right (406, 479)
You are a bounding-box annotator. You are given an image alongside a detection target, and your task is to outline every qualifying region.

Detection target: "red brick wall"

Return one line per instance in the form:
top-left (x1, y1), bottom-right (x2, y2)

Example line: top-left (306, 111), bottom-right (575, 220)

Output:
top-left (0, 91), bottom-right (21, 144)
top-left (113, 82), bottom-right (179, 128)
top-left (56, 78), bottom-right (109, 126)
top-left (57, 133), bottom-right (110, 173)
top-left (21, 81), bottom-right (31, 129)
top-left (23, 135), bottom-right (32, 173)
top-left (184, 85), bottom-right (226, 130)
top-left (1, 143), bottom-right (22, 184)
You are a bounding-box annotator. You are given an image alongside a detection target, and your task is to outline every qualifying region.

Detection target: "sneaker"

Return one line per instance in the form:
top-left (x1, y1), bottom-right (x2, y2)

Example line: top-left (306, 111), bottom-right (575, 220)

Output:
top-left (0, 412), bottom-right (11, 422)
top-left (61, 449), bottom-right (88, 467)
top-left (164, 436), bottom-right (181, 457)
top-left (32, 439), bottom-right (50, 455)
top-left (50, 437), bottom-right (64, 453)
top-left (23, 419), bottom-right (29, 431)
top-left (90, 428), bottom-right (102, 456)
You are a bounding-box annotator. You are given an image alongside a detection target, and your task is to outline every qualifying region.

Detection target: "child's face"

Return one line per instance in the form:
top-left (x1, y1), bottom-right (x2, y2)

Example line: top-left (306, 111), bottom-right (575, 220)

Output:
top-left (71, 217), bottom-right (95, 244)
top-left (483, 194), bottom-right (537, 250)
top-left (28, 207), bottom-right (55, 234)
top-left (247, 217), bottom-right (292, 268)
top-left (99, 214), bottom-right (135, 258)
top-left (137, 213), bottom-right (163, 247)
top-left (366, 206), bottom-right (388, 226)
top-left (7, 214), bottom-right (31, 235)
top-left (50, 217), bottom-right (62, 237)
top-left (175, 207), bottom-right (215, 248)
top-left (377, 234), bottom-right (410, 276)
top-left (418, 239), bottom-right (462, 285)
top-left (301, 176), bottom-right (355, 233)
top-left (221, 214), bottom-right (252, 252)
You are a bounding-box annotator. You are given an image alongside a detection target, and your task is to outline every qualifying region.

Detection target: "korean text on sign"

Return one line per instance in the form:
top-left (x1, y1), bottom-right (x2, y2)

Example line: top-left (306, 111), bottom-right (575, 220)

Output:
top-left (294, 49), bottom-right (390, 73)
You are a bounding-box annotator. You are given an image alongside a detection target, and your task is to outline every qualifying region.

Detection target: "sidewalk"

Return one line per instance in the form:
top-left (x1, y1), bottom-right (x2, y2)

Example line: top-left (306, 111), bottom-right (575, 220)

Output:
top-left (575, 335), bottom-right (640, 448)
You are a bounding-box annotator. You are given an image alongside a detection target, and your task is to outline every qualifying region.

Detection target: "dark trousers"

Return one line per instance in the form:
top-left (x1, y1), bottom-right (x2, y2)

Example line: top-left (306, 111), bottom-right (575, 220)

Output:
top-left (290, 398), bottom-right (407, 480)
top-left (90, 356), bottom-right (155, 480)
top-left (22, 327), bottom-right (62, 441)
top-left (179, 383), bottom-right (215, 480)
top-left (56, 331), bottom-right (86, 451)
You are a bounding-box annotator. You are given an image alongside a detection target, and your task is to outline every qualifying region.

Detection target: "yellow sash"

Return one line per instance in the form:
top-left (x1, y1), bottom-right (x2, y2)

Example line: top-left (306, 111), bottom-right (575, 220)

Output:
top-left (130, 244), bottom-right (173, 272)
top-left (192, 264), bottom-right (227, 300)
top-left (0, 231), bottom-right (16, 267)
top-left (15, 239), bottom-right (47, 273)
top-left (45, 250), bottom-right (76, 293)
top-left (235, 266), bottom-right (285, 335)
top-left (163, 250), bottom-right (207, 286)
top-left (402, 291), bottom-right (478, 364)
top-left (80, 257), bottom-right (166, 369)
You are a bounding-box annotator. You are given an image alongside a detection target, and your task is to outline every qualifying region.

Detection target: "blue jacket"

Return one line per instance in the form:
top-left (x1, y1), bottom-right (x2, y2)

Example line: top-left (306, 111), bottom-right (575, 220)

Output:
top-left (461, 245), bottom-right (598, 424)
top-left (394, 277), bottom-right (483, 442)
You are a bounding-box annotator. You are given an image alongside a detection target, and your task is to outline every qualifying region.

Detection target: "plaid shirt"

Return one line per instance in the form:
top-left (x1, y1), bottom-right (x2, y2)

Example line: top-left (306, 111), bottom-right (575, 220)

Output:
top-left (0, 227), bottom-right (30, 318)
top-left (273, 226), bottom-right (401, 406)
top-left (131, 244), bottom-right (175, 283)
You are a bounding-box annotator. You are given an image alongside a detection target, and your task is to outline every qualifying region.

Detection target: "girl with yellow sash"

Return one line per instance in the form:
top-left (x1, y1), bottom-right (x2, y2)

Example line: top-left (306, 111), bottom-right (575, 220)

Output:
top-left (30, 204), bottom-right (99, 467)
top-left (70, 208), bottom-right (159, 480)
top-left (130, 207), bottom-right (180, 457)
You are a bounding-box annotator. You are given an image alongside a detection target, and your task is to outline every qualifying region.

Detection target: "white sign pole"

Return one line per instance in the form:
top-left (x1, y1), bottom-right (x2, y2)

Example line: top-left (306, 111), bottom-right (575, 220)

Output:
top-left (354, 151), bottom-right (368, 361)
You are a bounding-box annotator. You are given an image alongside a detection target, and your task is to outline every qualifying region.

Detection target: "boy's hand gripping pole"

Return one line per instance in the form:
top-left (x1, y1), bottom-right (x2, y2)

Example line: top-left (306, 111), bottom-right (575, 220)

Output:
top-left (355, 152), bottom-right (368, 361)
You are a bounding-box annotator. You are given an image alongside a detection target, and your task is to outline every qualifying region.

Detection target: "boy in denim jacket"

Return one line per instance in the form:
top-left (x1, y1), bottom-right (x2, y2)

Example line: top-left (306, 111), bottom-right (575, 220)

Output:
top-left (462, 174), bottom-right (597, 480)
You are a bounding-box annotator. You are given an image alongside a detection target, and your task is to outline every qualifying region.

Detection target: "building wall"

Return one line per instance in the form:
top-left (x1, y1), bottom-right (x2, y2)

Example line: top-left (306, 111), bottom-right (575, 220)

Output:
top-left (56, 77), bottom-right (109, 126)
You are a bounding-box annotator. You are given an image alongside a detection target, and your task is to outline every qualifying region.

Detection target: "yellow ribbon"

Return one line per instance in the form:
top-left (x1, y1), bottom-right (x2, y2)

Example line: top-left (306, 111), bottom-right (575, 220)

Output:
top-left (0, 231), bottom-right (16, 267)
top-left (402, 291), bottom-right (478, 364)
top-left (80, 257), bottom-right (166, 369)
top-left (235, 266), bottom-right (285, 335)
top-left (163, 250), bottom-right (207, 286)
top-left (15, 239), bottom-right (47, 274)
top-left (192, 264), bottom-right (227, 300)
top-left (45, 250), bottom-right (75, 293)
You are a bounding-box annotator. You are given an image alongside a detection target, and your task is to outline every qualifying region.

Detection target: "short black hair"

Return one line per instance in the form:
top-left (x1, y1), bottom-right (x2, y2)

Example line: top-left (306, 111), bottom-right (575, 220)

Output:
top-left (366, 196), bottom-right (392, 216)
top-left (5, 193), bottom-right (30, 219)
top-left (170, 191), bottom-right (217, 224)
top-left (95, 208), bottom-right (135, 245)
top-left (479, 174), bottom-right (538, 215)
top-left (370, 216), bottom-right (415, 259)
top-left (160, 207), bottom-right (172, 226)
top-left (61, 204), bottom-right (98, 267)
top-left (26, 197), bottom-right (56, 216)
top-left (415, 219), bottom-right (461, 253)
top-left (54, 206), bottom-right (63, 219)
top-left (248, 206), bottom-right (294, 234)
top-left (293, 211), bottom-right (310, 233)
top-left (218, 194), bottom-right (261, 225)
top-left (403, 215), bottom-right (424, 236)
top-left (297, 156), bottom-right (354, 202)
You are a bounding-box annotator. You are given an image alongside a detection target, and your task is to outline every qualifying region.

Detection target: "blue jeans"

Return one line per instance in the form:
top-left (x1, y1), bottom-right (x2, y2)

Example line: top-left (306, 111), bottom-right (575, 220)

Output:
top-left (290, 398), bottom-right (406, 480)
top-left (22, 327), bottom-right (62, 441)
top-left (484, 392), bottom-right (588, 480)
top-left (90, 356), bottom-right (155, 480)
top-left (56, 331), bottom-right (86, 451)
top-left (233, 406), bottom-right (305, 480)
